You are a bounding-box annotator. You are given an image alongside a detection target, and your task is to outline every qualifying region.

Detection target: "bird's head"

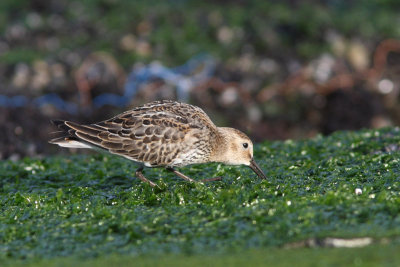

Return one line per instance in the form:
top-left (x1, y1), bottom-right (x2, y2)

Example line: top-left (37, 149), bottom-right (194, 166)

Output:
top-left (214, 127), bottom-right (267, 180)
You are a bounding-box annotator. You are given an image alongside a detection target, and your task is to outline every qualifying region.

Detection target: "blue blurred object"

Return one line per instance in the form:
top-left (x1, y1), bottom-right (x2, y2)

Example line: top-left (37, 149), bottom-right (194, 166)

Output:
top-left (0, 95), bottom-right (28, 107)
top-left (95, 53), bottom-right (215, 107)
top-left (0, 54), bottom-right (216, 113)
top-left (33, 93), bottom-right (79, 115)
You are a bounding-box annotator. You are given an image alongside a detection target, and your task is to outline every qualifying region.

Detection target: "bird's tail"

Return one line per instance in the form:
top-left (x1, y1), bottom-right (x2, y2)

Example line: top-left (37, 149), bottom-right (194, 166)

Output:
top-left (49, 120), bottom-right (100, 149)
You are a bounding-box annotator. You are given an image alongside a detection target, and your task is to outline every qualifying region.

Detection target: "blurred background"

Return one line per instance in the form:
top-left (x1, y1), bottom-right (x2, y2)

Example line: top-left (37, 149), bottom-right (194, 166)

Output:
top-left (1, 0), bottom-right (400, 160)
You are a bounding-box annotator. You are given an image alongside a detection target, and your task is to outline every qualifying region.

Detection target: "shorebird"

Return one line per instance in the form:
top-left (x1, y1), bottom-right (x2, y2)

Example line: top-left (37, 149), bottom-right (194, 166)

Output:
top-left (50, 100), bottom-right (267, 187)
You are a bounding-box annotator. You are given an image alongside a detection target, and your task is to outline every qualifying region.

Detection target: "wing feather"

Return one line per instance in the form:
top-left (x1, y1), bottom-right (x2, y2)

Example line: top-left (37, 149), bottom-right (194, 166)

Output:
top-left (65, 121), bottom-right (102, 137)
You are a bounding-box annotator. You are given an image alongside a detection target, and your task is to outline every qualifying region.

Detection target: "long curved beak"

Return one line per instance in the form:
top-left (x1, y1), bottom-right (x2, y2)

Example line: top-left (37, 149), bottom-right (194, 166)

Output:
top-left (249, 158), bottom-right (267, 179)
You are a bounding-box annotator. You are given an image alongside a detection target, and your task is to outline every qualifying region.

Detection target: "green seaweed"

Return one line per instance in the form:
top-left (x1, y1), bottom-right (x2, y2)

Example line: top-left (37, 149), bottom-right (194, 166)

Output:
top-left (1, 127), bottom-right (400, 263)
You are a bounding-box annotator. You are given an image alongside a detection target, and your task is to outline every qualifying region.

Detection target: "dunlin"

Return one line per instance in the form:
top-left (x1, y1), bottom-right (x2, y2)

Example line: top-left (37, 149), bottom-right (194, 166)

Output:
top-left (50, 100), bottom-right (267, 187)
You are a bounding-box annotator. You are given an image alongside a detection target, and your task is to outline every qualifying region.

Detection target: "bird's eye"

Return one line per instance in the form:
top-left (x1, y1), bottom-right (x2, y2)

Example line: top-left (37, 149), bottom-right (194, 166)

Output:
top-left (242, 143), bottom-right (248, 149)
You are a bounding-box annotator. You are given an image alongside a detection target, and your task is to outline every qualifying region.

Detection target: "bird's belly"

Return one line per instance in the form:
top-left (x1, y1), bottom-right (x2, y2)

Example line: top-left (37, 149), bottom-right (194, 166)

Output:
top-left (169, 150), bottom-right (208, 167)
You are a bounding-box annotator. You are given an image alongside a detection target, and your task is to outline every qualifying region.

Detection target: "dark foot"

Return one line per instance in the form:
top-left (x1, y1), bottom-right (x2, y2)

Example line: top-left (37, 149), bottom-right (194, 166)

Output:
top-left (201, 177), bottom-right (222, 182)
top-left (135, 166), bottom-right (159, 188)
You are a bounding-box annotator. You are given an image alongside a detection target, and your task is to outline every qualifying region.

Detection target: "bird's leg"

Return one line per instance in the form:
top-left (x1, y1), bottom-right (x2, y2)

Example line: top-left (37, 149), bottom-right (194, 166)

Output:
top-left (166, 167), bottom-right (222, 183)
top-left (135, 166), bottom-right (158, 188)
top-left (166, 167), bottom-right (196, 182)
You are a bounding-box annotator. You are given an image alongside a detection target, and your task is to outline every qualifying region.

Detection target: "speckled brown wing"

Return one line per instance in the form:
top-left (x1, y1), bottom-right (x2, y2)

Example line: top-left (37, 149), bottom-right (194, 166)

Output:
top-left (127, 100), bottom-right (217, 132)
top-left (55, 101), bottom-right (218, 168)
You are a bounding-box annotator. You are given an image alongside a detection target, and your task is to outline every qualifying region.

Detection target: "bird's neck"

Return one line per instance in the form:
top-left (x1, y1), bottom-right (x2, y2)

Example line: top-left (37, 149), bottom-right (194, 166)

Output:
top-left (208, 127), bottom-right (230, 163)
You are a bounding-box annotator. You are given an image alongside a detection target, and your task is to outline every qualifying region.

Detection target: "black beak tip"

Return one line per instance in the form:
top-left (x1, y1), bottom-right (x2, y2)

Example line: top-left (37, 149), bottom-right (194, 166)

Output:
top-left (249, 158), bottom-right (267, 180)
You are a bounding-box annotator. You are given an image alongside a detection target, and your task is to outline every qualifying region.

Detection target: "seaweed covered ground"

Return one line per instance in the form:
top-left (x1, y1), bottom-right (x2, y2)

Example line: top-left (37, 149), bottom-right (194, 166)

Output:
top-left (1, 127), bottom-right (400, 265)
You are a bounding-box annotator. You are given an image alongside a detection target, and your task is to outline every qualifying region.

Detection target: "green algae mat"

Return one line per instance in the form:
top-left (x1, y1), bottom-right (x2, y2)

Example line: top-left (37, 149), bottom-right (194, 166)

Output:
top-left (1, 127), bottom-right (400, 265)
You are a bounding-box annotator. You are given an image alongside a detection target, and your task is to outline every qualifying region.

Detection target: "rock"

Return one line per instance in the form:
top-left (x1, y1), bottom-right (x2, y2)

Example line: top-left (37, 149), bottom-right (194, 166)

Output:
top-left (6, 24), bottom-right (27, 41)
top-left (218, 26), bottom-right (234, 45)
top-left (347, 40), bottom-right (369, 72)
top-left (310, 53), bottom-right (336, 84)
top-left (12, 63), bottom-right (31, 88)
top-left (26, 12), bottom-right (43, 29)
top-left (136, 40), bottom-right (152, 56)
top-left (219, 87), bottom-right (238, 106)
top-left (32, 60), bottom-right (50, 90)
top-left (120, 34), bottom-right (136, 51)
top-left (326, 30), bottom-right (346, 57)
